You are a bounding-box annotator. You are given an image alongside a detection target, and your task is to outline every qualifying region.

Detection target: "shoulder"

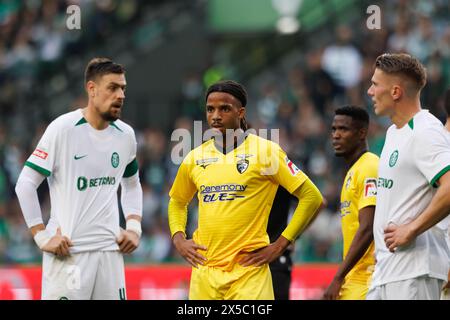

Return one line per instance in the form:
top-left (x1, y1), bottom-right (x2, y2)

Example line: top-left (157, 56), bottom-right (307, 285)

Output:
top-left (411, 110), bottom-right (446, 141)
top-left (248, 134), bottom-right (283, 152)
top-left (355, 152), bottom-right (379, 177)
top-left (361, 152), bottom-right (380, 164)
top-left (183, 139), bottom-right (214, 165)
top-left (111, 119), bottom-right (136, 136)
top-left (46, 109), bottom-right (84, 134)
top-left (412, 110), bottom-right (444, 132)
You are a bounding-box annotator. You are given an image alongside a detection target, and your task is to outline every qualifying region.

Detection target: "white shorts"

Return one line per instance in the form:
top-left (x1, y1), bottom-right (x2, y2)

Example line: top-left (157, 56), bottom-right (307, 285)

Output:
top-left (366, 276), bottom-right (444, 300)
top-left (42, 251), bottom-right (126, 300)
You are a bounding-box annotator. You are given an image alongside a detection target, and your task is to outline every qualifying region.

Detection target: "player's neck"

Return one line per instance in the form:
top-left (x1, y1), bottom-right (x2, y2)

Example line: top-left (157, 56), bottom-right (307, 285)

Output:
top-left (83, 106), bottom-right (109, 130)
top-left (345, 146), bottom-right (367, 168)
top-left (391, 99), bottom-right (421, 128)
top-left (214, 129), bottom-right (246, 154)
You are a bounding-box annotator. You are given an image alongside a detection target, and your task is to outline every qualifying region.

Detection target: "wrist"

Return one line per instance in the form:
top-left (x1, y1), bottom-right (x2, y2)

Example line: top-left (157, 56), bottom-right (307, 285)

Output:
top-left (274, 236), bottom-right (291, 254)
top-left (34, 229), bottom-right (51, 249)
top-left (126, 218), bottom-right (142, 238)
top-left (172, 231), bottom-right (186, 244)
top-left (333, 273), bottom-right (345, 282)
top-left (408, 220), bottom-right (421, 240)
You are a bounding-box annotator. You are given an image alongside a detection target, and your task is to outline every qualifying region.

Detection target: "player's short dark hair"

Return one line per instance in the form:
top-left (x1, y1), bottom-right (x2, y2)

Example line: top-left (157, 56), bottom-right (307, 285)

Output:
top-left (84, 57), bottom-right (125, 83)
top-left (335, 106), bottom-right (369, 129)
top-left (375, 53), bottom-right (427, 92)
top-left (445, 88), bottom-right (450, 117)
top-left (205, 80), bottom-right (248, 108)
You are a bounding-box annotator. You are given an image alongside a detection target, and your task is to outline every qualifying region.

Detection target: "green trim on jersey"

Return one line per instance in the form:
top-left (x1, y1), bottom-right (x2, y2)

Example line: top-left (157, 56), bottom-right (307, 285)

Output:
top-left (430, 165), bottom-right (450, 188)
top-left (110, 122), bottom-right (123, 132)
top-left (25, 161), bottom-right (51, 177)
top-left (123, 158), bottom-right (138, 177)
top-left (75, 118), bottom-right (87, 126)
top-left (408, 118), bottom-right (414, 130)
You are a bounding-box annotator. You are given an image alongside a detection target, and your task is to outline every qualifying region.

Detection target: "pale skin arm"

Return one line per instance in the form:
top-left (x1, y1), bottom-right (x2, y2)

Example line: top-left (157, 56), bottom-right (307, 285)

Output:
top-left (444, 270), bottom-right (450, 290)
top-left (117, 214), bottom-right (141, 254)
top-left (322, 206), bottom-right (375, 300)
top-left (30, 224), bottom-right (73, 257)
top-left (172, 231), bottom-right (207, 268)
top-left (384, 171), bottom-right (450, 252)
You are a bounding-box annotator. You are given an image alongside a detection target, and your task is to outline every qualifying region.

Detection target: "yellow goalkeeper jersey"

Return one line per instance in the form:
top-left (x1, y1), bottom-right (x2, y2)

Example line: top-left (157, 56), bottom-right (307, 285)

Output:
top-left (340, 152), bottom-right (378, 284)
top-left (169, 134), bottom-right (308, 271)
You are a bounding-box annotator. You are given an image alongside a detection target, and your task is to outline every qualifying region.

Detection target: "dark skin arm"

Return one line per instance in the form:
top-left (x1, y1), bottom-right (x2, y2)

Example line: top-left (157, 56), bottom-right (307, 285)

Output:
top-left (322, 206), bottom-right (375, 300)
top-left (238, 236), bottom-right (291, 267)
top-left (239, 201), bottom-right (326, 267)
top-left (172, 231), bottom-right (207, 268)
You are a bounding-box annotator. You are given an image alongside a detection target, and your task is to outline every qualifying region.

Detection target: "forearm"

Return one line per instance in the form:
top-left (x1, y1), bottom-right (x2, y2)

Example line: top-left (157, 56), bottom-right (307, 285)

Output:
top-left (281, 179), bottom-right (323, 241)
top-left (334, 227), bottom-right (373, 280)
top-left (168, 197), bottom-right (189, 238)
top-left (15, 166), bottom-right (45, 229)
top-left (30, 224), bottom-right (46, 237)
top-left (271, 235), bottom-right (291, 254)
top-left (120, 173), bottom-right (143, 220)
top-left (410, 182), bottom-right (450, 238)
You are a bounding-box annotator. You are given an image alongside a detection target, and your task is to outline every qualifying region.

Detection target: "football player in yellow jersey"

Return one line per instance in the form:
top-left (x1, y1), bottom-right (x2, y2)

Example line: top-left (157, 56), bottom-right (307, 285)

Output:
top-left (168, 80), bottom-right (324, 300)
top-left (323, 106), bottom-right (378, 300)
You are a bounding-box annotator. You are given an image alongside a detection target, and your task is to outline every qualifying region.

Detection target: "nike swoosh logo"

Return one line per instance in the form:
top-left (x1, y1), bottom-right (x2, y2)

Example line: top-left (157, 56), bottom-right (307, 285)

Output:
top-left (74, 155), bottom-right (87, 160)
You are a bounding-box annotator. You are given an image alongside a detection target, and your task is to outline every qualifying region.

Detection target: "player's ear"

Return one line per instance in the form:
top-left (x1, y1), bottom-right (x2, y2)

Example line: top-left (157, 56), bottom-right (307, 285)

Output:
top-left (359, 127), bottom-right (368, 140)
top-left (86, 80), bottom-right (96, 98)
top-left (238, 107), bottom-right (246, 119)
top-left (391, 84), bottom-right (403, 101)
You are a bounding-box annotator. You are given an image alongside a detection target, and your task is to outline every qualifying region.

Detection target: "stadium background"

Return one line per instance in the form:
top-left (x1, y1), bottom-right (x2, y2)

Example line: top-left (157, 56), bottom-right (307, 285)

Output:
top-left (0, 0), bottom-right (448, 299)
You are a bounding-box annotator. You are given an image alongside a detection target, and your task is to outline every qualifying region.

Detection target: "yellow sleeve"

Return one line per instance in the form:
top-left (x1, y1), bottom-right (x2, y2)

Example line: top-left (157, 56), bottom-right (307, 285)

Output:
top-left (168, 154), bottom-right (197, 238)
top-left (264, 142), bottom-right (307, 193)
top-left (281, 178), bottom-right (323, 241)
top-left (168, 197), bottom-right (189, 238)
top-left (356, 159), bottom-right (378, 211)
top-left (168, 155), bottom-right (197, 203)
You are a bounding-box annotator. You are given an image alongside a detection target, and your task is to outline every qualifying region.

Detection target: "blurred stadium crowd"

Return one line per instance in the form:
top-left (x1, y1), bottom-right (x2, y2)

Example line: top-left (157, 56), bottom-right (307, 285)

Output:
top-left (0, 0), bottom-right (449, 265)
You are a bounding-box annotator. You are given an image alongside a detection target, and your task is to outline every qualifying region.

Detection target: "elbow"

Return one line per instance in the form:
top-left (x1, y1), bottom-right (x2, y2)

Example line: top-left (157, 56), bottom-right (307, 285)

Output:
top-left (15, 177), bottom-right (24, 197)
top-left (319, 196), bottom-right (328, 210)
top-left (314, 189), bottom-right (325, 211)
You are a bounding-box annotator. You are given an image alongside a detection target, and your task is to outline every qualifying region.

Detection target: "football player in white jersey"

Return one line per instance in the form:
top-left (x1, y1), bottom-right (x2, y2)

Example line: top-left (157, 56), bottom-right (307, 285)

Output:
top-left (15, 58), bottom-right (143, 300)
top-left (442, 88), bottom-right (450, 300)
top-left (366, 53), bottom-right (450, 300)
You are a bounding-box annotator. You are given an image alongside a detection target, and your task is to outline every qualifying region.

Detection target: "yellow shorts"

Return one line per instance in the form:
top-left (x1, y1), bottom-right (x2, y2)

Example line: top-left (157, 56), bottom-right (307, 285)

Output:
top-left (189, 263), bottom-right (274, 300)
top-left (338, 279), bottom-right (369, 300)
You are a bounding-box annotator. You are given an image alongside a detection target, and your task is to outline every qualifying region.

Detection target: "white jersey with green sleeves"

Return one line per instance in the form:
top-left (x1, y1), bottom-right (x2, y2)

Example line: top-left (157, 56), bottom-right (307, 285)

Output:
top-left (372, 110), bottom-right (450, 287)
top-left (25, 108), bottom-right (139, 253)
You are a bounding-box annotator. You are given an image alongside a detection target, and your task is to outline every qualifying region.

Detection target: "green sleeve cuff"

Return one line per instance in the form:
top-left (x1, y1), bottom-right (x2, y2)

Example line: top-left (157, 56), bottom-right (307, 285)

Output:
top-left (430, 165), bottom-right (450, 188)
top-left (123, 158), bottom-right (138, 178)
top-left (25, 161), bottom-right (51, 177)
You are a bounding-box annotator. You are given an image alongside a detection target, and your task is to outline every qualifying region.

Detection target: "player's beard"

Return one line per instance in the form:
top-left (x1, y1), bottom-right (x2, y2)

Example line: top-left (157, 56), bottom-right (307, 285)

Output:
top-left (100, 106), bottom-right (121, 122)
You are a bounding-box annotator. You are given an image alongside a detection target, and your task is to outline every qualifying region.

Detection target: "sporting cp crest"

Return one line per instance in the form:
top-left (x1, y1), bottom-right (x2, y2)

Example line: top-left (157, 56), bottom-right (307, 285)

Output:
top-left (236, 159), bottom-right (249, 174)
top-left (389, 150), bottom-right (399, 167)
top-left (111, 152), bottom-right (120, 168)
